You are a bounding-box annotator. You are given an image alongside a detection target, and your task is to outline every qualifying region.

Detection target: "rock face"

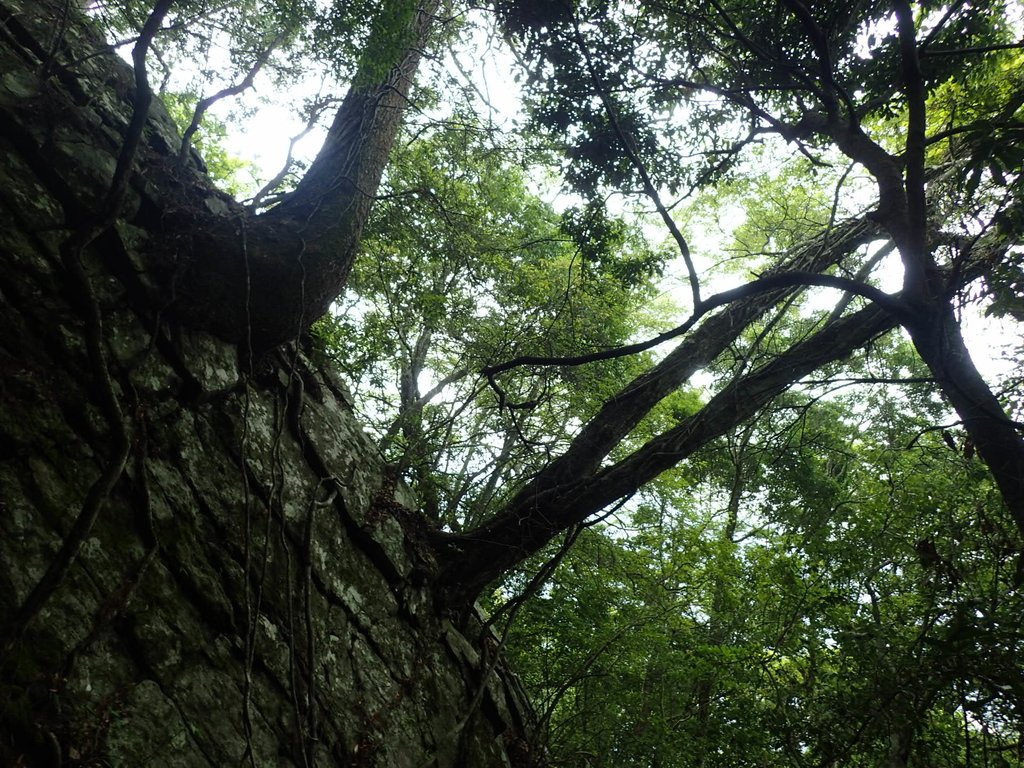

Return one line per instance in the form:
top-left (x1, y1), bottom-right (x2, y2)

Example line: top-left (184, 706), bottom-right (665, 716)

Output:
top-left (0, 1), bottom-right (537, 765)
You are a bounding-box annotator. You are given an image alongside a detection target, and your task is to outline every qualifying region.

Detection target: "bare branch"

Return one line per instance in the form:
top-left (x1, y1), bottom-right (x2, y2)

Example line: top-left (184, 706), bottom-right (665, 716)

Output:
top-left (483, 269), bottom-right (907, 377)
top-left (178, 30), bottom-right (287, 161)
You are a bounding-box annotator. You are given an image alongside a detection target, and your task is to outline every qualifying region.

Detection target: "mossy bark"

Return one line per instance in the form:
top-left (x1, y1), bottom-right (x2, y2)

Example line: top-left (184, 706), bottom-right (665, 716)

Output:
top-left (0, 1), bottom-right (539, 764)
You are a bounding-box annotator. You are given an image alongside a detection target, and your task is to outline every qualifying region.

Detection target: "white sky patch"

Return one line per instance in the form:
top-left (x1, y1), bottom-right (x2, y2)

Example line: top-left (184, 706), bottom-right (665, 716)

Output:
top-left (961, 306), bottom-right (1021, 384)
top-left (448, 17), bottom-right (526, 131)
top-left (108, 13), bottom-right (335, 190)
top-left (222, 98), bottom-right (328, 184)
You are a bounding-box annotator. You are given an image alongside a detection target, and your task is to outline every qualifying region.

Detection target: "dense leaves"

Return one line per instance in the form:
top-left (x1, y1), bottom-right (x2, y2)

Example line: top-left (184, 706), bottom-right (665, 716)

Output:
top-left (315, 120), bottom-right (666, 528)
top-left (506, 343), bottom-right (1024, 766)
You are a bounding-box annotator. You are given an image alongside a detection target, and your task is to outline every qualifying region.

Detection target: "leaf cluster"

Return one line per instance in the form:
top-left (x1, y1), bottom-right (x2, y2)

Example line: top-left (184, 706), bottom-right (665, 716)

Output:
top-left (315, 118), bottom-right (665, 527)
top-left (505, 339), bottom-right (1024, 766)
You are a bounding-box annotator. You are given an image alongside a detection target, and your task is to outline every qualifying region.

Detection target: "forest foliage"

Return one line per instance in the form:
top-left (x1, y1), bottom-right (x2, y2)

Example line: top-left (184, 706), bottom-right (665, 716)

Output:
top-left (70, 0), bottom-right (1024, 763)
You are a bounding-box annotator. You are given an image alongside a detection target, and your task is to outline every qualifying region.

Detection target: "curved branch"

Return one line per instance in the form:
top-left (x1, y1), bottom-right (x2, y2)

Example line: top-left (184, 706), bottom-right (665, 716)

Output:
top-left (483, 270), bottom-right (907, 377)
top-left (170, 0), bottom-right (440, 350)
top-left (178, 30), bottom-right (287, 161)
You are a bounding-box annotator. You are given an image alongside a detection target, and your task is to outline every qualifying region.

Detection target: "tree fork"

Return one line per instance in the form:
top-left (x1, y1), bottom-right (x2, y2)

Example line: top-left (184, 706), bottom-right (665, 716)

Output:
top-left (4, 0), bottom-right (439, 352)
top-left (169, 0), bottom-right (441, 351)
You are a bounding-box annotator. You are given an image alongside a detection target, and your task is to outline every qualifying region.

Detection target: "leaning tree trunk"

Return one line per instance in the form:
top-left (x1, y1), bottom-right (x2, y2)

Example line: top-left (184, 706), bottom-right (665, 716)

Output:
top-left (0, 1), bottom-right (539, 765)
top-left (169, 0), bottom-right (441, 351)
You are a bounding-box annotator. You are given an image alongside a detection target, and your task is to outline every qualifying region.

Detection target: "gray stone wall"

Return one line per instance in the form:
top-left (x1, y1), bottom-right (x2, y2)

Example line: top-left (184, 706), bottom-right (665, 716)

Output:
top-left (0, 1), bottom-right (537, 764)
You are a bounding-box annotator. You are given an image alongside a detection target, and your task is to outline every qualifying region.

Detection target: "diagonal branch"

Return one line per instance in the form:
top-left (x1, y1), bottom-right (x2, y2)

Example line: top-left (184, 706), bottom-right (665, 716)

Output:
top-left (484, 267), bottom-right (905, 377)
top-left (435, 298), bottom-right (900, 605)
top-left (487, 216), bottom-right (880, 519)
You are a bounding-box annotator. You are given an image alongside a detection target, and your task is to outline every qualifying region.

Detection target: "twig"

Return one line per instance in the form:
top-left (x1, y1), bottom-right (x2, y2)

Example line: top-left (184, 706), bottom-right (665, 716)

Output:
top-left (249, 95), bottom-right (340, 208)
top-left (483, 269), bottom-right (908, 378)
top-left (570, 13), bottom-right (702, 308)
top-left (178, 31), bottom-right (287, 161)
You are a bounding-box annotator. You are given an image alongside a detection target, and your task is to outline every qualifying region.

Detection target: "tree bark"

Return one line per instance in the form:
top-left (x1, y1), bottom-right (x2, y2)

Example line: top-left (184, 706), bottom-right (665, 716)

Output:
top-left (0, 2), bottom-right (540, 764)
top-left (1, 0), bottom-right (439, 353)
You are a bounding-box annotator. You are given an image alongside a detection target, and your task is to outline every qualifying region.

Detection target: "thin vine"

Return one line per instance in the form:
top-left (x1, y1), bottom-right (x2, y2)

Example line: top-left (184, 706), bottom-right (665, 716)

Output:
top-left (1, 0), bottom-right (175, 658)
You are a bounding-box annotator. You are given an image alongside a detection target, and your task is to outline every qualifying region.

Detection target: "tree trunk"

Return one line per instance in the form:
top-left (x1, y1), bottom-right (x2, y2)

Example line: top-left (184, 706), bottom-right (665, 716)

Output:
top-left (906, 305), bottom-right (1024, 532)
top-left (0, 1), bottom-right (539, 765)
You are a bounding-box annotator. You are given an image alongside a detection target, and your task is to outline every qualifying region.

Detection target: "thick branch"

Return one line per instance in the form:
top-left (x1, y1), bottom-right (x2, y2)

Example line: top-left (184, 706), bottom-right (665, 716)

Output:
top-left (779, 0), bottom-right (841, 120)
top-left (432, 219), bottom-right (883, 602)
top-left (893, 0), bottom-right (932, 300)
top-left (908, 304), bottom-right (1024, 534)
top-left (484, 217), bottom-right (879, 518)
top-left (436, 299), bottom-right (899, 605)
top-left (169, 0), bottom-right (439, 350)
